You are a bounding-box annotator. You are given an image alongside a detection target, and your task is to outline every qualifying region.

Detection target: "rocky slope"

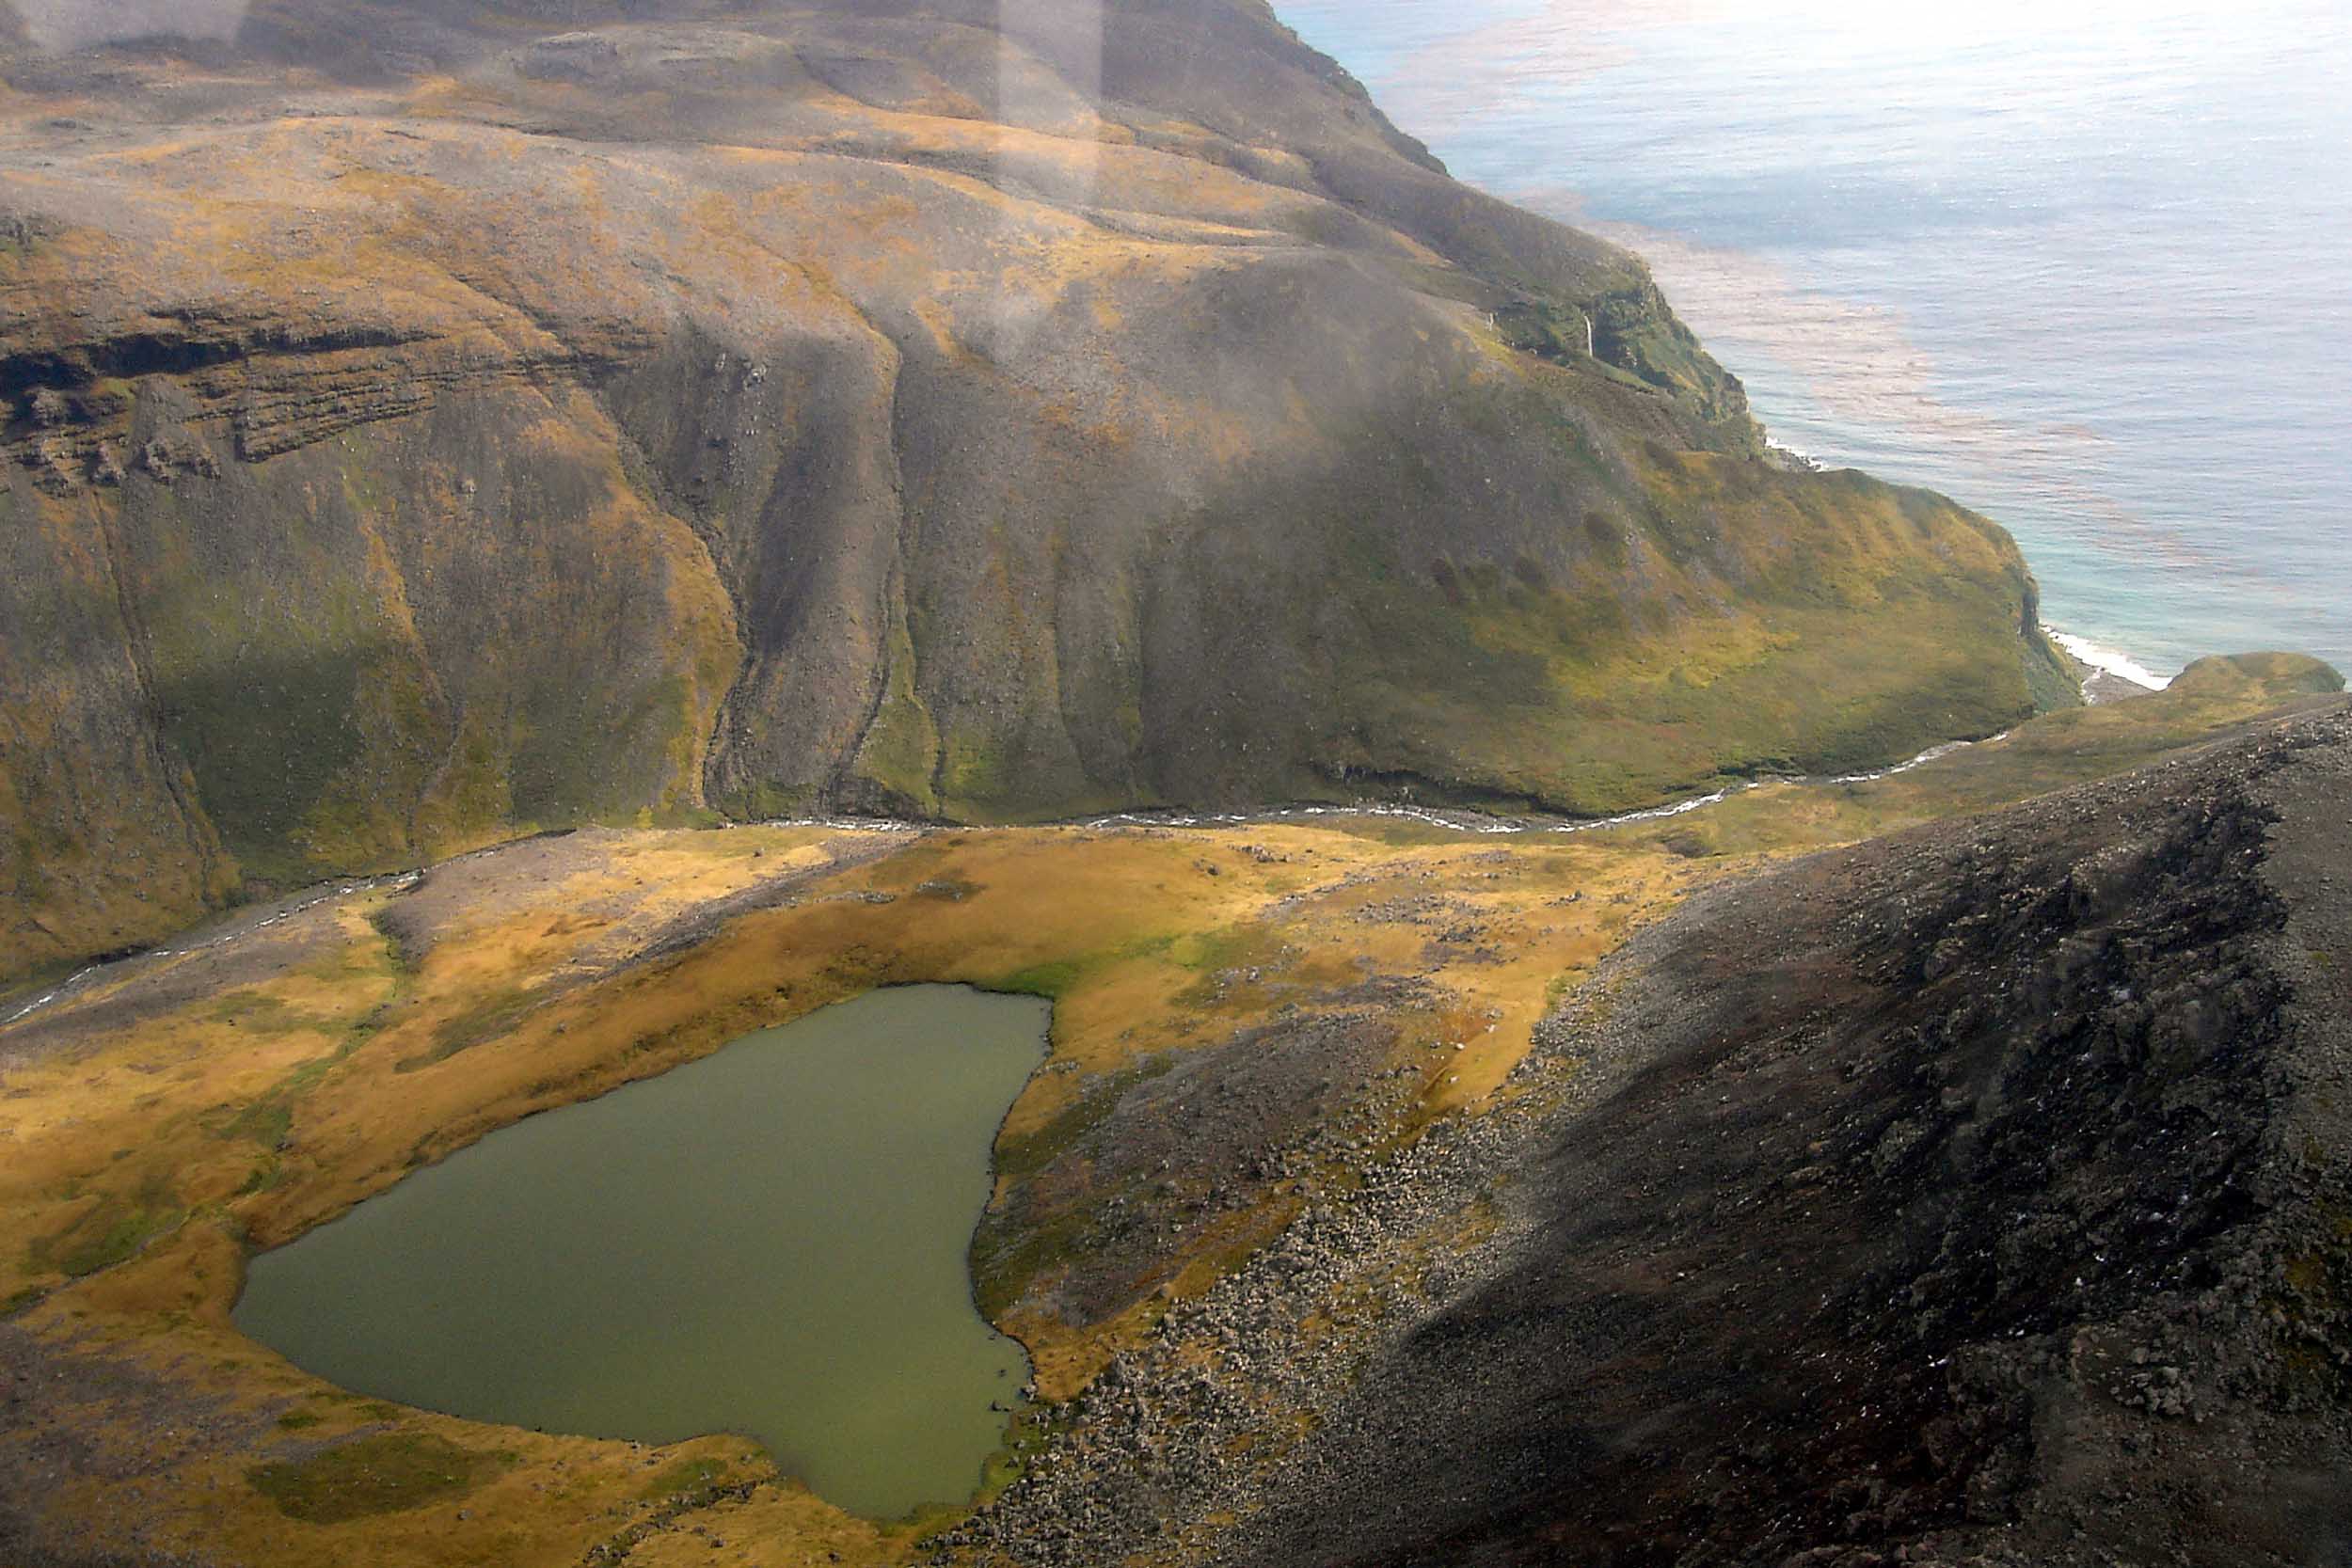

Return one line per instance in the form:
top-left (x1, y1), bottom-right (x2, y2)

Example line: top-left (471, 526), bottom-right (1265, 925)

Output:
top-left (0, 653), bottom-right (2337, 1567)
top-left (0, 0), bottom-right (2073, 985)
top-left (961, 702), bottom-right (2352, 1567)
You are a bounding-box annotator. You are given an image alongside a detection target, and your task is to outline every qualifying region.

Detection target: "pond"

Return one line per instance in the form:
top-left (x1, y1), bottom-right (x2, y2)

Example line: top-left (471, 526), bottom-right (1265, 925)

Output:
top-left (233, 984), bottom-right (1049, 1518)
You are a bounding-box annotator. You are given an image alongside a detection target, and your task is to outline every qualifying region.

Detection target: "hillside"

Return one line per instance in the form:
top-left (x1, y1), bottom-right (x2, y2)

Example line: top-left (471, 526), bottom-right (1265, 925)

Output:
top-left (0, 0), bottom-right (2074, 987)
top-left (968, 690), bottom-right (2352, 1568)
top-left (0, 636), bottom-right (2339, 1567)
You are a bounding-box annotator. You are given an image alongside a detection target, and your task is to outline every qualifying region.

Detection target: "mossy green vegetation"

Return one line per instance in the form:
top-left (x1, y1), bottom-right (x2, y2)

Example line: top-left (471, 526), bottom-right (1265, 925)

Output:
top-left (246, 1432), bottom-right (505, 1523)
top-left (638, 1455), bottom-right (732, 1502)
top-left (28, 1171), bottom-right (183, 1280)
top-left (1588, 280), bottom-right (1760, 446)
top-left (850, 607), bottom-right (945, 815)
top-left (223, 1100), bottom-right (295, 1151)
top-left (1168, 445), bottom-right (2068, 821)
top-left (989, 958), bottom-right (1087, 998)
top-left (3, 402), bottom-right (741, 977)
top-left (400, 985), bottom-right (542, 1070)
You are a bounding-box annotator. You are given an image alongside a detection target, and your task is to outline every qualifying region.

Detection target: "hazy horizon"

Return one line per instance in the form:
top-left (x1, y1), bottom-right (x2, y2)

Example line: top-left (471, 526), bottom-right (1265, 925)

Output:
top-left (1279, 0), bottom-right (2352, 680)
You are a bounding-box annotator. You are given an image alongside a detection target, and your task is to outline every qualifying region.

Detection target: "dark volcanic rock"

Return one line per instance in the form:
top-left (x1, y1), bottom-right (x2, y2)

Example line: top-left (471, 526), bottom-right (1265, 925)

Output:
top-left (1255, 711), bottom-right (2352, 1567)
top-left (965, 705), bottom-right (2352, 1568)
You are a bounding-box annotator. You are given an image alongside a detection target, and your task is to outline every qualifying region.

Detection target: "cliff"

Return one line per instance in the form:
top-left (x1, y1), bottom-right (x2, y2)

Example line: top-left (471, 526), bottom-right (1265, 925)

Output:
top-left (0, 0), bottom-right (2072, 985)
top-left (964, 698), bottom-right (2352, 1567)
top-left (0, 641), bottom-right (2340, 1565)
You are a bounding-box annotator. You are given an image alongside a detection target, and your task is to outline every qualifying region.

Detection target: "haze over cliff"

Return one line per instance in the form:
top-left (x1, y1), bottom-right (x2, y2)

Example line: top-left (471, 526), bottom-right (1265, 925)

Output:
top-left (0, 0), bottom-right (2074, 986)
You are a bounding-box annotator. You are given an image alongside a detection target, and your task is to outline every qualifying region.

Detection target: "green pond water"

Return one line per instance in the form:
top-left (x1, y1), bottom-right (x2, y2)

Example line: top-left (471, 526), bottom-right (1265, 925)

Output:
top-left (233, 984), bottom-right (1049, 1518)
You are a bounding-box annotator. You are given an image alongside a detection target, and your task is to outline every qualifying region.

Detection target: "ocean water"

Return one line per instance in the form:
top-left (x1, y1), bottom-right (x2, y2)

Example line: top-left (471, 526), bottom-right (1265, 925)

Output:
top-left (1275, 0), bottom-right (2351, 683)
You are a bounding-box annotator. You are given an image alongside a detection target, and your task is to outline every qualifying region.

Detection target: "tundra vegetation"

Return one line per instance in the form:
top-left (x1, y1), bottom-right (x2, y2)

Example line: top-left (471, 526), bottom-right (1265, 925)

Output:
top-left (0, 0), bottom-right (2074, 991)
top-left (3, 4), bottom-right (2347, 1564)
top-left (1, 656), bottom-right (2339, 1565)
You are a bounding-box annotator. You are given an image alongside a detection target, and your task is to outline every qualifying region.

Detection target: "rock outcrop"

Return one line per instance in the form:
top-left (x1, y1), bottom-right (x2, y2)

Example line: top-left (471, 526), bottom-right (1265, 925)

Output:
top-left (961, 703), bottom-right (2352, 1566)
top-left (0, 0), bottom-right (2074, 983)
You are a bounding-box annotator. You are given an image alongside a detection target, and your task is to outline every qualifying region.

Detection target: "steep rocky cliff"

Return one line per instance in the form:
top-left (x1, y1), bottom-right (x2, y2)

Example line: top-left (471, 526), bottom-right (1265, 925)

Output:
top-left (963, 701), bottom-right (2352, 1567)
top-left (0, 0), bottom-right (2073, 984)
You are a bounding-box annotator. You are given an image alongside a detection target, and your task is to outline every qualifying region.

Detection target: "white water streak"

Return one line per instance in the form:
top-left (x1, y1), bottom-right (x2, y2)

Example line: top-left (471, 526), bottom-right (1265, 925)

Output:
top-left (2, 873), bottom-right (416, 1030)
top-left (7, 727), bottom-right (2012, 1033)
top-left (2045, 626), bottom-right (2175, 690)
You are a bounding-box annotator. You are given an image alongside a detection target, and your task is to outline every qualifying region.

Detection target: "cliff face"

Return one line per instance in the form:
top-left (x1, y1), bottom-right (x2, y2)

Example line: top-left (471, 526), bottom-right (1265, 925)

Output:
top-left (953, 700), bottom-right (2352, 1568)
top-left (1270, 716), bottom-right (2352, 1566)
top-left (0, 0), bottom-right (2071, 983)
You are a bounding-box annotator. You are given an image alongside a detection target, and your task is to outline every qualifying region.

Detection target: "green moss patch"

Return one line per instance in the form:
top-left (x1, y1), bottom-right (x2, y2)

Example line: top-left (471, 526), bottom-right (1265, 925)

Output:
top-left (247, 1432), bottom-right (503, 1523)
top-left (850, 610), bottom-right (943, 813)
top-left (637, 1455), bottom-right (732, 1502)
top-left (397, 985), bottom-right (540, 1070)
top-left (29, 1172), bottom-right (182, 1279)
top-left (988, 958), bottom-right (1086, 999)
top-left (222, 1100), bottom-right (294, 1150)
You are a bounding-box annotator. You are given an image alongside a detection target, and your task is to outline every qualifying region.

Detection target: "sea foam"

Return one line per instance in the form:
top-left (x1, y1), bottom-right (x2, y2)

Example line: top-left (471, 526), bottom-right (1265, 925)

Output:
top-left (2045, 627), bottom-right (2173, 691)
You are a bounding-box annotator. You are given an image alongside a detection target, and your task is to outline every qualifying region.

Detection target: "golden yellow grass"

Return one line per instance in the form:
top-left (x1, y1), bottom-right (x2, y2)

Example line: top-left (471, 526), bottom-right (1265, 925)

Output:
top-left (2, 667), bottom-right (2336, 1564)
top-left (0, 816), bottom-right (1692, 1565)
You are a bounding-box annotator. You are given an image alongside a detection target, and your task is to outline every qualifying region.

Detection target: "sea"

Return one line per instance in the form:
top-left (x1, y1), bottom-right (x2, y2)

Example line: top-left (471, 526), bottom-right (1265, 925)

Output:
top-left (1274, 0), bottom-right (2351, 686)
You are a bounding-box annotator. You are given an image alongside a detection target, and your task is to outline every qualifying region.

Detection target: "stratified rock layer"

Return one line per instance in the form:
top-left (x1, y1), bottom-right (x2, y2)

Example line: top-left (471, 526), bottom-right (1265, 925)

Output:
top-left (0, 0), bottom-right (2073, 981)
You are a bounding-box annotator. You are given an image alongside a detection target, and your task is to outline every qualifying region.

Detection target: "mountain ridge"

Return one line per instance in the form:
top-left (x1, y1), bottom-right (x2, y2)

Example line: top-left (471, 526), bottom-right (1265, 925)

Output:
top-left (1, 0), bottom-right (2070, 986)
top-left (960, 699), bottom-right (2352, 1568)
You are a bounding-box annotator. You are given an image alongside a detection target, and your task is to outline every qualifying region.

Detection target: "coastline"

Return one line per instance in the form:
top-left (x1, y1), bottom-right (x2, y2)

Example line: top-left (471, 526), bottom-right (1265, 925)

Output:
top-left (2044, 624), bottom-right (2168, 704)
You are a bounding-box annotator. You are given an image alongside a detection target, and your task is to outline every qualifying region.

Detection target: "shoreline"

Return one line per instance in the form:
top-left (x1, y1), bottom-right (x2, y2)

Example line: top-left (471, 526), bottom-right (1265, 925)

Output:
top-left (2043, 624), bottom-right (2168, 704)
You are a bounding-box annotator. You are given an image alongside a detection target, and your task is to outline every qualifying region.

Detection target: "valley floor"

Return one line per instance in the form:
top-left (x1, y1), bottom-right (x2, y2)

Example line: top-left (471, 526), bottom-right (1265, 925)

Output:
top-left (0, 656), bottom-right (2342, 1568)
